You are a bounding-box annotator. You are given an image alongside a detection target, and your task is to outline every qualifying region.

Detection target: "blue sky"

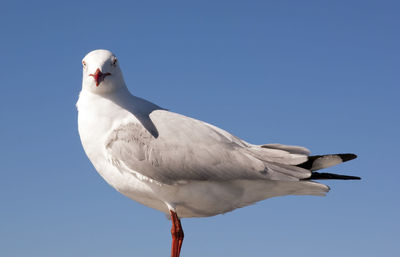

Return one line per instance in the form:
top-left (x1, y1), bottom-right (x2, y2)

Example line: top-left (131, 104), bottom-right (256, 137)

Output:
top-left (1, 0), bottom-right (399, 256)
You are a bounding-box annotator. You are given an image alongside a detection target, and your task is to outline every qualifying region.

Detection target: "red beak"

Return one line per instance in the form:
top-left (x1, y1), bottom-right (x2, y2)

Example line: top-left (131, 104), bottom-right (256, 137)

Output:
top-left (89, 68), bottom-right (111, 86)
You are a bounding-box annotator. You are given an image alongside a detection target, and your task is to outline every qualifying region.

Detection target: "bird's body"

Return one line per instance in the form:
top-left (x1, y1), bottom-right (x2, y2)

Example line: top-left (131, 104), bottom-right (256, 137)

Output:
top-left (77, 87), bottom-right (330, 217)
top-left (77, 49), bottom-right (359, 256)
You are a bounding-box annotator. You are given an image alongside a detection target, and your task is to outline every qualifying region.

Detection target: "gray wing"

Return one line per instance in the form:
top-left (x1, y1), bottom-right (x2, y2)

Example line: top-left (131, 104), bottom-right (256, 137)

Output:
top-left (105, 110), bottom-right (311, 185)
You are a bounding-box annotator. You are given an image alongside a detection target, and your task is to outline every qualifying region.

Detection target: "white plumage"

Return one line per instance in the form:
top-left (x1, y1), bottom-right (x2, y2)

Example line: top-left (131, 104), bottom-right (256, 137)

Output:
top-left (77, 49), bottom-right (332, 218)
top-left (77, 49), bottom-right (358, 257)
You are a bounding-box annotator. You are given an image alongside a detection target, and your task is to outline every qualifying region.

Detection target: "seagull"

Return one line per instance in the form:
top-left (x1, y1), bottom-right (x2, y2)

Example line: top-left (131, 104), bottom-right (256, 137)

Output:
top-left (77, 49), bottom-right (360, 257)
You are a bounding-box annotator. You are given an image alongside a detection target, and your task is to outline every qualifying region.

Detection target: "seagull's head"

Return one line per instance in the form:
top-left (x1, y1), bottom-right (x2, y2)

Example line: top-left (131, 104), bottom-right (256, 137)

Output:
top-left (81, 49), bottom-right (126, 94)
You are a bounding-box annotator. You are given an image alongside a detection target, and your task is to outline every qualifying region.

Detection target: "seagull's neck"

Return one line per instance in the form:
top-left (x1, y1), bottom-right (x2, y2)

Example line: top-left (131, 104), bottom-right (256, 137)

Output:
top-left (78, 85), bottom-right (163, 139)
top-left (78, 85), bottom-right (163, 117)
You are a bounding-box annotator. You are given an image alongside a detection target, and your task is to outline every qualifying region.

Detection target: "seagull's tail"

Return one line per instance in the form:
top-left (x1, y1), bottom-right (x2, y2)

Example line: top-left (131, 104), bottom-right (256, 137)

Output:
top-left (297, 153), bottom-right (361, 180)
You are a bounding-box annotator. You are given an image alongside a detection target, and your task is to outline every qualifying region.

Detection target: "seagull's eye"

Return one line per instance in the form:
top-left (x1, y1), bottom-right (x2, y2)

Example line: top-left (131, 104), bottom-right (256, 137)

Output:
top-left (82, 60), bottom-right (87, 69)
top-left (112, 57), bottom-right (118, 66)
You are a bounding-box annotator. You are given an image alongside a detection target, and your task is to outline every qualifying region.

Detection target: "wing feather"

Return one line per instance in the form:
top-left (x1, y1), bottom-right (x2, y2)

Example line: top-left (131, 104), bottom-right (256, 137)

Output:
top-left (105, 110), bottom-right (311, 184)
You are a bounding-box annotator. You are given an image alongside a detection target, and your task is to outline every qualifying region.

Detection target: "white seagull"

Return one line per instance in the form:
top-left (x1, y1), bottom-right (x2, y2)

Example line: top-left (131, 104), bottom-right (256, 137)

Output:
top-left (77, 49), bottom-right (359, 257)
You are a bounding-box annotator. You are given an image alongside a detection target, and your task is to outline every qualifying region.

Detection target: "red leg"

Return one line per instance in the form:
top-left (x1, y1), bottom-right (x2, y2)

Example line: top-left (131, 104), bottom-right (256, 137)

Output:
top-left (176, 217), bottom-right (184, 256)
top-left (170, 210), bottom-right (184, 257)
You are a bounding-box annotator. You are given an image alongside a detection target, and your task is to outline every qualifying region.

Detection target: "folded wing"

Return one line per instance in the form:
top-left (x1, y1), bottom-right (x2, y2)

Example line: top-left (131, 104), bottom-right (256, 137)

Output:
top-left (105, 110), bottom-right (312, 185)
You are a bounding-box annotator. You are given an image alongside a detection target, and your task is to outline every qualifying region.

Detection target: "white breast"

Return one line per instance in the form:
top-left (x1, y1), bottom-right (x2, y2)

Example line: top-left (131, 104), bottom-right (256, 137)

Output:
top-left (77, 91), bottom-right (170, 214)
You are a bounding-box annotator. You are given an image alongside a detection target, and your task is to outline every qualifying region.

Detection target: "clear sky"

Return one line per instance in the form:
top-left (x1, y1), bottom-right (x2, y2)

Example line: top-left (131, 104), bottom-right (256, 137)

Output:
top-left (1, 1), bottom-right (399, 256)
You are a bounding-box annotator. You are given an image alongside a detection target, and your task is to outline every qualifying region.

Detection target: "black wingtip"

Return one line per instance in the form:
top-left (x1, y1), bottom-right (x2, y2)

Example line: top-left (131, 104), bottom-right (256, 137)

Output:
top-left (297, 153), bottom-right (357, 170)
top-left (340, 153), bottom-right (357, 162)
top-left (306, 172), bottom-right (361, 180)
